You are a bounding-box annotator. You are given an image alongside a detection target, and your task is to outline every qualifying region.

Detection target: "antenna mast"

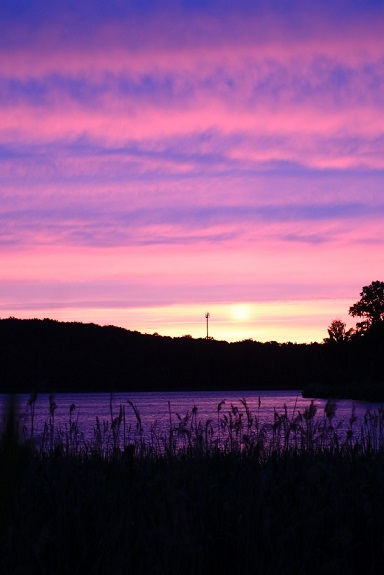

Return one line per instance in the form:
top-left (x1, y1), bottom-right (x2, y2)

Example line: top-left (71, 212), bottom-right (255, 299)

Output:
top-left (205, 312), bottom-right (210, 339)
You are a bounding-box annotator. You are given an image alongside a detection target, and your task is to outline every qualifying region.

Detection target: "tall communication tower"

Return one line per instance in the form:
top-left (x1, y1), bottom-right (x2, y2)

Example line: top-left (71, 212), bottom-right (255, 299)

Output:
top-left (205, 312), bottom-right (210, 339)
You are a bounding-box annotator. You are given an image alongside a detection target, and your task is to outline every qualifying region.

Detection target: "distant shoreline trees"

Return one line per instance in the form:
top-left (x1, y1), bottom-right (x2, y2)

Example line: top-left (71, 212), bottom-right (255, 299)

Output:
top-left (324, 319), bottom-right (352, 343)
top-left (1, 283), bottom-right (383, 396)
top-left (316, 280), bottom-right (384, 396)
top-left (349, 280), bottom-right (384, 335)
top-left (325, 281), bottom-right (384, 342)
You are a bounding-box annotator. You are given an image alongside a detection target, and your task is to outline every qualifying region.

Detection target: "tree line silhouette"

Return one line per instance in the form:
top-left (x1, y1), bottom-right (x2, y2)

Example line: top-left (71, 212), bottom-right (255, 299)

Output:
top-left (0, 281), bottom-right (383, 396)
top-left (0, 318), bottom-right (321, 393)
top-left (325, 280), bottom-right (384, 343)
top-left (306, 280), bottom-right (384, 400)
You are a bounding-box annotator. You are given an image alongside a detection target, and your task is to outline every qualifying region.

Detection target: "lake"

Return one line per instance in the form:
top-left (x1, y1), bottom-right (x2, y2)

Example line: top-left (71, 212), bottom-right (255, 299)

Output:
top-left (2, 389), bottom-right (384, 451)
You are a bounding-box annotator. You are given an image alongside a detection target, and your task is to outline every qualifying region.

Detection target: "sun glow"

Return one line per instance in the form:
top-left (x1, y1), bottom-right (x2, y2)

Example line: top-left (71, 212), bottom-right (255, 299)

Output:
top-left (229, 304), bottom-right (252, 322)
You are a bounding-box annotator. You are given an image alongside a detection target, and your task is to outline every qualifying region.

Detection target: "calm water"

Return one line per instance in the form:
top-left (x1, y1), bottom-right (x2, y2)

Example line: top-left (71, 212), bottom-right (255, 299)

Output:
top-left (1, 389), bottom-right (383, 446)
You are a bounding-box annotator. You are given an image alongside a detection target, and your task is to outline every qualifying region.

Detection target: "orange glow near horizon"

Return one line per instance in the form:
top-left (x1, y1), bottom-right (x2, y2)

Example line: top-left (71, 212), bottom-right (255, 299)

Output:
top-left (1, 299), bottom-right (355, 344)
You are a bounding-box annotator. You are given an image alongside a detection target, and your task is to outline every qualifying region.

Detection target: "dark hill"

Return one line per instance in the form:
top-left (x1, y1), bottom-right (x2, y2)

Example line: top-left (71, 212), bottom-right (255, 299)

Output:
top-left (0, 318), bottom-right (324, 393)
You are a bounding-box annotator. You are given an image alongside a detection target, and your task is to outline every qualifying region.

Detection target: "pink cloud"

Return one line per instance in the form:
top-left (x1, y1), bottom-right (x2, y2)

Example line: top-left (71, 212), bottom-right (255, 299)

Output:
top-left (1, 100), bottom-right (384, 176)
top-left (1, 8), bottom-right (383, 76)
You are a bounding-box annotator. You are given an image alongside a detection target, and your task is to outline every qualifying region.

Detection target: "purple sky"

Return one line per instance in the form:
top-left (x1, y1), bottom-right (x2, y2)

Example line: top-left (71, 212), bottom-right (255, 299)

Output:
top-left (1, 0), bottom-right (384, 342)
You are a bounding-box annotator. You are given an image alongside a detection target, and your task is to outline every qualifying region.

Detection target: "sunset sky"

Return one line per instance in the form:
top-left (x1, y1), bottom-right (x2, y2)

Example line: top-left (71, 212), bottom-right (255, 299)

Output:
top-left (1, 0), bottom-right (384, 343)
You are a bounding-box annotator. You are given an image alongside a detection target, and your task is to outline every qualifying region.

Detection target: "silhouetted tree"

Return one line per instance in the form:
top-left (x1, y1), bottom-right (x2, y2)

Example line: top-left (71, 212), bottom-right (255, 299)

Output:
top-left (349, 281), bottom-right (384, 333)
top-left (324, 319), bottom-right (347, 343)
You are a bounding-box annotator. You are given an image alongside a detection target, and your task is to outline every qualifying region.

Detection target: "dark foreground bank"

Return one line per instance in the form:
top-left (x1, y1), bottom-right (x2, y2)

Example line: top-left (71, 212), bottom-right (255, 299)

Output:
top-left (1, 446), bottom-right (384, 574)
top-left (1, 398), bottom-right (384, 574)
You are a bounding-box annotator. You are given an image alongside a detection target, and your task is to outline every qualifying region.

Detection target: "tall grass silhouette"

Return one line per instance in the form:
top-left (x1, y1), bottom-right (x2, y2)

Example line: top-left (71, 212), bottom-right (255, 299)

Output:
top-left (1, 395), bottom-right (384, 574)
top-left (4, 393), bottom-right (384, 459)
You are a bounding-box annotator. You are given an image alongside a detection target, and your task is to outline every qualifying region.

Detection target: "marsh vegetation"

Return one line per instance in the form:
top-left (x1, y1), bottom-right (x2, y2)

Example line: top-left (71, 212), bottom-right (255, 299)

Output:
top-left (1, 395), bottom-right (384, 574)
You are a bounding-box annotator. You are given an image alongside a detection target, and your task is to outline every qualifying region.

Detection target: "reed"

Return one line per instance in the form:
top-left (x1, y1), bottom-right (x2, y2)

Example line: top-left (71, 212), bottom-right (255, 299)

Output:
top-left (2, 396), bottom-right (384, 574)
top-left (4, 394), bottom-right (384, 460)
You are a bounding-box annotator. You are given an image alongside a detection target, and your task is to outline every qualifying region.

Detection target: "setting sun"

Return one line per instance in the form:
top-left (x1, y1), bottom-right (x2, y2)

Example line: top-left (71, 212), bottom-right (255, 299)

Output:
top-left (229, 304), bottom-right (252, 322)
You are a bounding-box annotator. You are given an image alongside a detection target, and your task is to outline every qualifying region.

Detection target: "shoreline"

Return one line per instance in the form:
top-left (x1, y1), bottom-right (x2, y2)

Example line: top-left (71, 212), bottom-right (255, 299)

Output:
top-left (302, 381), bottom-right (384, 403)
